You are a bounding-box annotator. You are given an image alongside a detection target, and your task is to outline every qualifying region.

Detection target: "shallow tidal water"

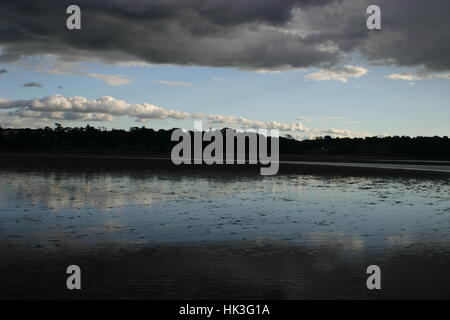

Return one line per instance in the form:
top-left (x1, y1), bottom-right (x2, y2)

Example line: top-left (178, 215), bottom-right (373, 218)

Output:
top-left (1, 169), bottom-right (450, 299)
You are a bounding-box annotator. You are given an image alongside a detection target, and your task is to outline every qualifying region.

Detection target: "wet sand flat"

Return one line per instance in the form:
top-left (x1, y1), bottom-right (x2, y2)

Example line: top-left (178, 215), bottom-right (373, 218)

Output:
top-left (1, 152), bottom-right (450, 177)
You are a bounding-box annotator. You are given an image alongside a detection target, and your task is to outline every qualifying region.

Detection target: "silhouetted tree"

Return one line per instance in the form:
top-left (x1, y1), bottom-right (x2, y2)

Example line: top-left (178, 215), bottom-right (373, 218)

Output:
top-left (0, 124), bottom-right (449, 158)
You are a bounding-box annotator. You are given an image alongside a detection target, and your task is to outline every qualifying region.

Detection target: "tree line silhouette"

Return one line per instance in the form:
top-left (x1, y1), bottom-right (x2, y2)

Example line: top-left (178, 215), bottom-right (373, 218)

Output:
top-left (0, 124), bottom-right (449, 159)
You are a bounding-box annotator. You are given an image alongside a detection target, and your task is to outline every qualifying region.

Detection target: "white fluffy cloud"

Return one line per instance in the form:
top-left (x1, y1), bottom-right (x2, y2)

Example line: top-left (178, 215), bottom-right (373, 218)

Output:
top-left (204, 114), bottom-right (362, 136)
top-left (207, 114), bottom-right (309, 132)
top-left (0, 94), bottom-right (189, 123)
top-left (319, 128), bottom-right (358, 137)
top-left (386, 72), bottom-right (450, 81)
top-left (0, 94), bottom-right (365, 138)
top-left (86, 73), bottom-right (132, 86)
top-left (305, 66), bottom-right (368, 82)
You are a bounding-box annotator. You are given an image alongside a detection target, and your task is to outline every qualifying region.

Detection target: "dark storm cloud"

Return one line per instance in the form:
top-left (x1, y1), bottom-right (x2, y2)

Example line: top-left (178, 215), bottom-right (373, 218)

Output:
top-left (0, 0), bottom-right (341, 68)
top-left (361, 0), bottom-right (450, 71)
top-left (23, 82), bottom-right (43, 87)
top-left (0, 0), bottom-right (449, 71)
top-left (300, 0), bottom-right (450, 71)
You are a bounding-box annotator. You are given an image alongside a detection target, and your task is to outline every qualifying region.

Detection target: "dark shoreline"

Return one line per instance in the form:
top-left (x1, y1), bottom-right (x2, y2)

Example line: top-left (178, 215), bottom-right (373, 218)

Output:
top-left (0, 151), bottom-right (449, 178)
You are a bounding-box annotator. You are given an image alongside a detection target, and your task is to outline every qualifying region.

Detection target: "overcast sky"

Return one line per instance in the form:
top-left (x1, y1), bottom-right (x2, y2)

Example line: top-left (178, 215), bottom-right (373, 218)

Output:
top-left (0, 0), bottom-right (449, 138)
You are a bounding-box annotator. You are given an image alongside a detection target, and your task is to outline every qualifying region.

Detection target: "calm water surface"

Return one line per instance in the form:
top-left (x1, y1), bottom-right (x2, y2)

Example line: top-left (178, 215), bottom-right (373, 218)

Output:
top-left (1, 169), bottom-right (450, 299)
